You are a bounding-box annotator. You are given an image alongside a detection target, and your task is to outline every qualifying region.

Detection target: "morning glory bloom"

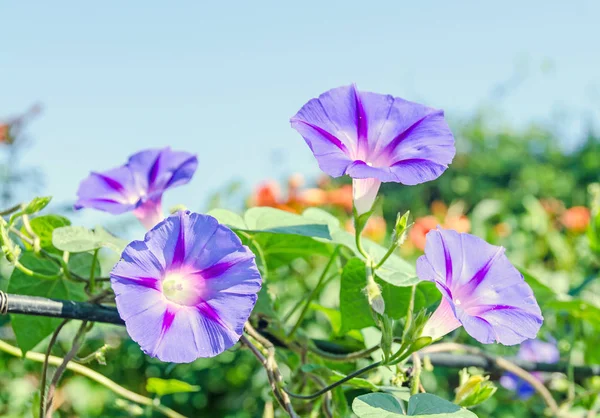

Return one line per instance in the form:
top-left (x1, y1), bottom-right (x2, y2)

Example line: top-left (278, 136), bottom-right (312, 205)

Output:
top-left (75, 147), bottom-right (198, 229)
top-left (500, 339), bottom-right (559, 399)
top-left (110, 211), bottom-right (261, 363)
top-left (290, 84), bottom-right (455, 214)
top-left (417, 228), bottom-right (543, 345)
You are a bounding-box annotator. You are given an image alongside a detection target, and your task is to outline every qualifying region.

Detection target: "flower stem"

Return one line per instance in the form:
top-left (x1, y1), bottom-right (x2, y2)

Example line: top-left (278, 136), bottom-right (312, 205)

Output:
top-left (44, 320), bottom-right (89, 417)
top-left (287, 246), bottom-right (341, 339)
top-left (89, 249), bottom-right (99, 293)
top-left (242, 322), bottom-right (298, 417)
top-left (307, 337), bottom-right (403, 362)
top-left (40, 319), bottom-right (70, 418)
top-left (354, 228), bottom-right (370, 260)
top-left (402, 285), bottom-right (417, 340)
top-left (410, 352), bottom-right (422, 396)
top-left (14, 260), bottom-right (62, 280)
top-left (284, 361), bottom-right (382, 400)
top-left (0, 339), bottom-right (185, 418)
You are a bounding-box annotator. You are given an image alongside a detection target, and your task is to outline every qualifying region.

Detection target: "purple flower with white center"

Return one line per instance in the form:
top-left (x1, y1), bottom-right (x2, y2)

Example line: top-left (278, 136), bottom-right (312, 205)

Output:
top-left (290, 84), bottom-right (455, 214)
top-left (75, 147), bottom-right (198, 229)
top-left (110, 211), bottom-right (261, 363)
top-left (417, 227), bottom-right (543, 345)
top-left (500, 339), bottom-right (559, 399)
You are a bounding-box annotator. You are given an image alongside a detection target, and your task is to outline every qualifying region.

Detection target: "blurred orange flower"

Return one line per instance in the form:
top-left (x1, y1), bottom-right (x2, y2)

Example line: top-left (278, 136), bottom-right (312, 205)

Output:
top-left (325, 184), bottom-right (353, 212)
top-left (250, 180), bottom-right (281, 208)
top-left (0, 124), bottom-right (8, 142)
top-left (540, 198), bottom-right (565, 217)
top-left (561, 206), bottom-right (590, 233)
top-left (346, 216), bottom-right (387, 243)
top-left (409, 216), bottom-right (439, 251)
top-left (409, 201), bottom-right (471, 251)
top-left (248, 174), bottom-right (355, 214)
top-left (494, 222), bottom-right (512, 238)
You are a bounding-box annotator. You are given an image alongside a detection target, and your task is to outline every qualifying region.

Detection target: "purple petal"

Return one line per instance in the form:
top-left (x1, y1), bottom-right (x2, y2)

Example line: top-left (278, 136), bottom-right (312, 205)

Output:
top-left (204, 291), bottom-right (258, 340)
top-left (289, 119), bottom-right (353, 178)
top-left (150, 305), bottom-right (238, 362)
top-left (199, 252), bottom-right (261, 297)
top-left (75, 148), bottom-right (197, 224)
top-left (127, 148), bottom-right (198, 196)
top-left (389, 159), bottom-right (450, 186)
top-left (194, 223), bottom-right (249, 271)
top-left (422, 297), bottom-right (461, 341)
top-left (74, 166), bottom-right (138, 214)
top-left (291, 85), bottom-right (455, 186)
top-left (112, 240), bottom-right (165, 282)
top-left (416, 227), bottom-right (543, 345)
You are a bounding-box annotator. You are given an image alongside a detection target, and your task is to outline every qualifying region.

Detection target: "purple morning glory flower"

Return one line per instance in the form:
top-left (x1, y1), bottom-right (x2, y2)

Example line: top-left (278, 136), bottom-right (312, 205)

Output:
top-left (110, 211), bottom-right (261, 363)
top-left (290, 84), bottom-right (455, 214)
top-left (417, 227), bottom-right (543, 345)
top-left (75, 147), bottom-right (198, 229)
top-left (500, 339), bottom-right (559, 399)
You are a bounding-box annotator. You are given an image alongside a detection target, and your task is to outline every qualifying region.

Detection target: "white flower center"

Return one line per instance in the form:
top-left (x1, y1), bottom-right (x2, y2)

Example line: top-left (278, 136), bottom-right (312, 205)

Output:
top-left (162, 272), bottom-right (205, 306)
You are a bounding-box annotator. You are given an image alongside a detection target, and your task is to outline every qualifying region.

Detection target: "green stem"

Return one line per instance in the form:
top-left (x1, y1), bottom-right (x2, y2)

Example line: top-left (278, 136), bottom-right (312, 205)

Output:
top-left (40, 319), bottom-right (70, 418)
top-left (45, 321), bottom-right (89, 417)
top-left (410, 352), bottom-right (422, 396)
top-left (0, 203), bottom-right (23, 217)
top-left (284, 361), bottom-right (382, 400)
top-left (373, 243), bottom-right (398, 270)
top-left (402, 285), bottom-right (417, 341)
top-left (89, 249), bottom-right (99, 293)
top-left (287, 246), bottom-right (341, 339)
top-left (354, 228), bottom-right (369, 259)
top-left (0, 339), bottom-right (185, 418)
top-left (308, 337), bottom-right (403, 362)
top-left (14, 260), bottom-right (61, 280)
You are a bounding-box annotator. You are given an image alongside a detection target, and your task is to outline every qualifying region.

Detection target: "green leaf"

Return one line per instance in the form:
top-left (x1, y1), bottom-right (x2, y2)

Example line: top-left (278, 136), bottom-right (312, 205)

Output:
top-left (208, 207), bottom-right (331, 239)
top-left (546, 299), bottom-right (600, 330)
top-left (352, 393), bottom-right (404, 417)
top-left (52, 225), bottom-right (127, 253)
top-left (253, 233), bottom-right (332, 270)
top-left (304, 208), bottom-right (417, 286)
top-left (352, 393), bottom-right (477, 417)
top-left (340, 258), bottom-right (376, 333)
top-left (340, 258), bottom-right (433, 331)
top-left (254, 284), bottom-right (276, 318)
top-left (209, 208), bottom-right (334, 269)
top-left (67, 252), bottom-right (101, 279)
top-left (407, 393), bottom-right (476, 417)
top-left (311, 303), bottom-right (343, 335)
top-left (145, 377), bottom-right (200, 397)
top-left (333, 386), bottom-right (350, 417)
top-left (206, 208), bottom-right (246, 230)
top-left (21, 215), bottom-right (71, 254)
top-left (8, 252), bottom-right (86, 353)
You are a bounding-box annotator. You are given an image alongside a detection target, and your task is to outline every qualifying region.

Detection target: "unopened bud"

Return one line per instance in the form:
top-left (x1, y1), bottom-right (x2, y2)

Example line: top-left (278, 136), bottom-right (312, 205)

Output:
top-left (455, 369), bottom-right (497, 407)
top-left (364, 276), bottom-right (385, 315)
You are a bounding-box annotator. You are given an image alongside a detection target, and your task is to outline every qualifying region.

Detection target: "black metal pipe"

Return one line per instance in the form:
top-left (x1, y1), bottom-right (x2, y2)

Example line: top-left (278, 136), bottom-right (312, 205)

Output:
top-left (4, 293), bottom-right (123, 325)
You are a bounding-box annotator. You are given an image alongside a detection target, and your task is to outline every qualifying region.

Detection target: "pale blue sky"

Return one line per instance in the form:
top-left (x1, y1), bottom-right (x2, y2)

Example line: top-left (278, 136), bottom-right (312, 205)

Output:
top-left (1, 1), bottom-right (598, 228)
